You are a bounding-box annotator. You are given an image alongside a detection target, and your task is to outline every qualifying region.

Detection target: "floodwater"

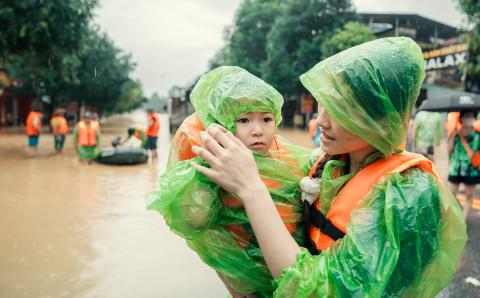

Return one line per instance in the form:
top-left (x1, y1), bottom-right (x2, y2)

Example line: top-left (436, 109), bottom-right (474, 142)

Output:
top-left (0, 111), bottom-right (227, 298)
top-left (1, 112), bottom-right (479, 297)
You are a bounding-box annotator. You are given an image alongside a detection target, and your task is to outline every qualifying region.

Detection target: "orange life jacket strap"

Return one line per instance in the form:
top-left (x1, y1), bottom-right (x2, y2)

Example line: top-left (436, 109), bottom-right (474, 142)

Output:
top-left (460, 135), bottom-right (474, 158)
top-left (309, 152), bottom-right (437, 252)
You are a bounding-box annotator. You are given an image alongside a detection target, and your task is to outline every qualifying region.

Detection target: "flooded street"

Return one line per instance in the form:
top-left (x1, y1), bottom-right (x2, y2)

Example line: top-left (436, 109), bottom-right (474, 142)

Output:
top-left (0, 111), bottom-right (227, 298)
top-left (1, 112), bottom-right (479, 297)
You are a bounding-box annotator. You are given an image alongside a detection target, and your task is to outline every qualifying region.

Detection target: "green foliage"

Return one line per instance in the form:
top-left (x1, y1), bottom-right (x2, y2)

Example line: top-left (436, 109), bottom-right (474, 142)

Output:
top-left (226, 0), bottom-right (282, 76)
top-left (457, 0), bottom-right (480, 23)
top-left (457, 1), bottom-right (480, 78)
top-left (0, 0), bottom-right (97, 59)
top-left (262, 0), bottom-right (357, 95)
top-left (0, 0), bottom-right (142, 114)
top-left (321, 22), bottom-right (375, 59)
top-left (210, 0), bottom-right (358, 97)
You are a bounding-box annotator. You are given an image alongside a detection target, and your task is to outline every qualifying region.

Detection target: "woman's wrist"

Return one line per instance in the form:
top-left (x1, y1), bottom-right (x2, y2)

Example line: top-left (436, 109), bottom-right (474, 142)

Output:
top-left (238, 179), bottom-right (269, 206)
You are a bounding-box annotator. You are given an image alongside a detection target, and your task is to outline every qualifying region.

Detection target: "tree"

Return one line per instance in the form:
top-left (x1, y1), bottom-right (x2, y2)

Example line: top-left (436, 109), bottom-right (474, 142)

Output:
top-left (226, 0), bottom-right (283, 76)
top-left (457, 0), bottom-right (480, 88)
top-left (0, 0), bottom-right (97, 61)
top-left (208, 1), bottom-right (282, 75)
top-left (0, 0), bottom-right (98, 93)
top-left (0, 1), bottom-right (143, 114)
top-left (262, 0), bottom-right (356, 96)
top-left (321, 22), bottom-right (375, 59)
top-left (67, 29), bottom-right (138, 114)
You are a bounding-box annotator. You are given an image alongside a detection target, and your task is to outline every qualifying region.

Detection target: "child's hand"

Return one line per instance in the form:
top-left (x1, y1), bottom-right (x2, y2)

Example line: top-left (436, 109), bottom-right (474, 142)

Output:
top-left (191, 124), bottom-right (266, 203)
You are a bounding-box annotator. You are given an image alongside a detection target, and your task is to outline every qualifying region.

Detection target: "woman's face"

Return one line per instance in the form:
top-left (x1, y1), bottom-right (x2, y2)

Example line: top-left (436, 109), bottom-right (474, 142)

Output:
top-left (317, 107), bottom-right (371, 155)
top-left (234, 112), bottom-right (276, 153)
top-left (459, 115), bottom-right (475, 137)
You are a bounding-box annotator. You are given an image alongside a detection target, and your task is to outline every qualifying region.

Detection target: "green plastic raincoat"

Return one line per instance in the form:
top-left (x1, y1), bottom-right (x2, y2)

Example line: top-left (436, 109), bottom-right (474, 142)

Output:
top-left (149, 66), bottom-right (312, 297)
top-left (448, 131), bottom-right (480, 180)
top-left (273, 37), bottom-right (466, 297)
top-left (414, 111), bottom-right (444, 151)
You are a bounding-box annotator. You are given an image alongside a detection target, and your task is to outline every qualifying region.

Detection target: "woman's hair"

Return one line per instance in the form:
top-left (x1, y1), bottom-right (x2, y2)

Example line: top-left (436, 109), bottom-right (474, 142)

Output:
top-left (459, 111), bottom-right (477, 122)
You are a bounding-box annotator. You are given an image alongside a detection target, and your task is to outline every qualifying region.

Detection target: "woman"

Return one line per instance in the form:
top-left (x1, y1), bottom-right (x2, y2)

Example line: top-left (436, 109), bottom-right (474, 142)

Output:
top-left (191, 37), bottom-right (466, 297)
top-left (447, 111), bottom-right (480, 219)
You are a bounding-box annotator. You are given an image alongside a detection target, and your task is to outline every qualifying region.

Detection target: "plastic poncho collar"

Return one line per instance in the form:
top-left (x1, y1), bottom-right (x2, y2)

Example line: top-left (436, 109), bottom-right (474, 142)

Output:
top-left (300, 37), bottom-right (425, 156)
top-left (190, 66), bottom-right (284, 133)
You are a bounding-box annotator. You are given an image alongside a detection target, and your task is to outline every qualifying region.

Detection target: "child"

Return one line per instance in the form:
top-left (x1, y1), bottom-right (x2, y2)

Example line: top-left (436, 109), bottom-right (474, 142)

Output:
top-left (148, 66), bottom-right (312, 297)
top-left (50, 108), bottom-right (69, 153)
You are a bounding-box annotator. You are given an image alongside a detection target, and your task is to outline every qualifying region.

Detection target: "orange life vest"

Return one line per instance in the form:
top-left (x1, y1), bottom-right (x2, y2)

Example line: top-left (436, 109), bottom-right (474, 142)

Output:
top-left (475, 120), bottom-right (480, 132)
top-left (221, 136), bottom-right (304, 248)
top-left (308, 118), bottom-right (318, 138)
top-left (446, 112), bottom-right (461, 137)
top-left (308, 152), bottom-right (439, 252)
top-left (77, 121), bottom-right (97, 146)
top-left (50, 116), bottom-right (69, 135)
top-left (26, 111), bottom-right (42, 136)
top-left (171, 114), bottom-right (303, 248)
top-left (147, 113), bottom-right (160, 137)
top-left (172, 113), bottom-right (205, 161)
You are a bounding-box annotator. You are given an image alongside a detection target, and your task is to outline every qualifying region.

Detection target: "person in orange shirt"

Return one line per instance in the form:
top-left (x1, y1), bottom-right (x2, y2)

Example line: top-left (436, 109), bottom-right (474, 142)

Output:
top-left (74, 112), bottom-right (100, 164)
top-left (145, 109), bottom-right (160, 160)
top-left (307, 113), bottom-right (321, 147)
top-left (25, 102), bottom-right (43, 153)
top-left (50, 108), bottom-right (69, 153)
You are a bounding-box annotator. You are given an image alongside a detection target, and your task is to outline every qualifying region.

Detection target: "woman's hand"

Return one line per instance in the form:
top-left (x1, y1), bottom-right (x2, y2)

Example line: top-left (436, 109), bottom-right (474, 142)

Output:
top-left (192, 124), bottom-right (301, 276)
top-left (191, 124), bottom-right (265, 202)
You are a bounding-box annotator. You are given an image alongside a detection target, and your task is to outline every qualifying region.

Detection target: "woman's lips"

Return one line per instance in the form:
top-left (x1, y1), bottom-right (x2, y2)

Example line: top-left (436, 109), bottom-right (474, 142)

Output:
top-left (321, 132), bottom-right (335, 143)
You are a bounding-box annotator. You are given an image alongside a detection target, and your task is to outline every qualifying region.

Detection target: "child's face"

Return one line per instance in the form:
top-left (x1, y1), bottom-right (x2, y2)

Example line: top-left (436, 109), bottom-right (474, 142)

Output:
top-left (234, 112), bottom-right (276, 153)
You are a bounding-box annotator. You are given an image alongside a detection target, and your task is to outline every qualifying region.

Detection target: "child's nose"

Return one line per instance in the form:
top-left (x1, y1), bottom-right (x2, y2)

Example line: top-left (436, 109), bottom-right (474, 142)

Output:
top-left (251, 122), bottom-right (264, 135)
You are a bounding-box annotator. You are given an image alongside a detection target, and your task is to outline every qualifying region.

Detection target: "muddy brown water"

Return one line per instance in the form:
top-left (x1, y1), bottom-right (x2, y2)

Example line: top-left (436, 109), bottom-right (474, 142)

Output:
top-left (0, 111), bottom-right (227, 298)
top-left (1, 112), bottom-right (478, 297)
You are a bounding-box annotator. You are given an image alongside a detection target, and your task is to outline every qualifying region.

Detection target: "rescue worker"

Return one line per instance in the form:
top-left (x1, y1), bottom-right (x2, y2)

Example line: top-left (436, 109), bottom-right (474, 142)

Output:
top-left (192, 37), bottom-right (467, 297)
top-left (74, 112), bottom-right (100, 164)
top-left (145, 108), bottom-right (160, 160)
top-left (25, 101), bottom-right (43, 154)
top-left (307, 113), bottom-right (321, 148)
top-left (50, 108), bottom-right (69, 153)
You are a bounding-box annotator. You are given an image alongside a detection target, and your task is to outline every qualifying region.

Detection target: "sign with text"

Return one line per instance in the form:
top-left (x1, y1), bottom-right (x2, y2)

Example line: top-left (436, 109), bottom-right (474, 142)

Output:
top-left (423, 43), bottom-right (468, 71)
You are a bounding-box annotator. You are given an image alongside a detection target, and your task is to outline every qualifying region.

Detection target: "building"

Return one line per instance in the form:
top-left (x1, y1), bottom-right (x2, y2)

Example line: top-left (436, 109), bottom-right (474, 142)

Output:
top-left (0, 69), bottom-right (35, 127)
top-left (360, 13), bottom-right (467, 90)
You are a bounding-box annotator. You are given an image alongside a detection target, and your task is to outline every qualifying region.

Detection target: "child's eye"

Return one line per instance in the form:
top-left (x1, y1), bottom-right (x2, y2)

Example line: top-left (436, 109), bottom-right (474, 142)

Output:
top-left (263, 116), bottom-right (274, 123)
top-left (236, 118), bottom-right (249, 124)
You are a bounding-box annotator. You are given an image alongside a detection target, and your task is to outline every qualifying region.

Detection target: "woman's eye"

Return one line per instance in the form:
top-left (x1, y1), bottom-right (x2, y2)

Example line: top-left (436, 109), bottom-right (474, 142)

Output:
top-left (237, 118), bottom-right (249, 124)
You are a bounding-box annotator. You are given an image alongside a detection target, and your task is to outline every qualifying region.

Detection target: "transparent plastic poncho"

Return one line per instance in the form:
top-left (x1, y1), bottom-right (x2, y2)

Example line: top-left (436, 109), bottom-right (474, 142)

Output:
top-left (300, 37), bottom-right (425, 156)
top-left (273, 37), bottom-right (466, 297)
top-left (150, 66), bottom-right (313, 296)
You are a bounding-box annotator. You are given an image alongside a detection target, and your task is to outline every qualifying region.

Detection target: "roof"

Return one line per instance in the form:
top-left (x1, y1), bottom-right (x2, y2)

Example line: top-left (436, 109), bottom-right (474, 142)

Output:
top-left (359, 13), bottom-right (460, 43)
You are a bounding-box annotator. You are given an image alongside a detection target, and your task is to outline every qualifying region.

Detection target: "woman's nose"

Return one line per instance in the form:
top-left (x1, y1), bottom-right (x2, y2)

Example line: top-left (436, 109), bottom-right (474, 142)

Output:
top-left (317, 108), bottom-right (331, 129)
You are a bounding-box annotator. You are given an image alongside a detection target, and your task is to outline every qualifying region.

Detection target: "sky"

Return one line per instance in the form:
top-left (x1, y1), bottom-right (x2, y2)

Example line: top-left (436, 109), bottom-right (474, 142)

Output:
top-left (95, 0), bottom-right (467, 97)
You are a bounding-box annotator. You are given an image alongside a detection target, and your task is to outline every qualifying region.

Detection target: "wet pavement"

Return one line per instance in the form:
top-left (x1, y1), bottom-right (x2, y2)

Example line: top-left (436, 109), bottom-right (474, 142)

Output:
top-left (0, 111), bottom-right (227, 298)
top-left (0, 115), bottom-right (479, 297)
